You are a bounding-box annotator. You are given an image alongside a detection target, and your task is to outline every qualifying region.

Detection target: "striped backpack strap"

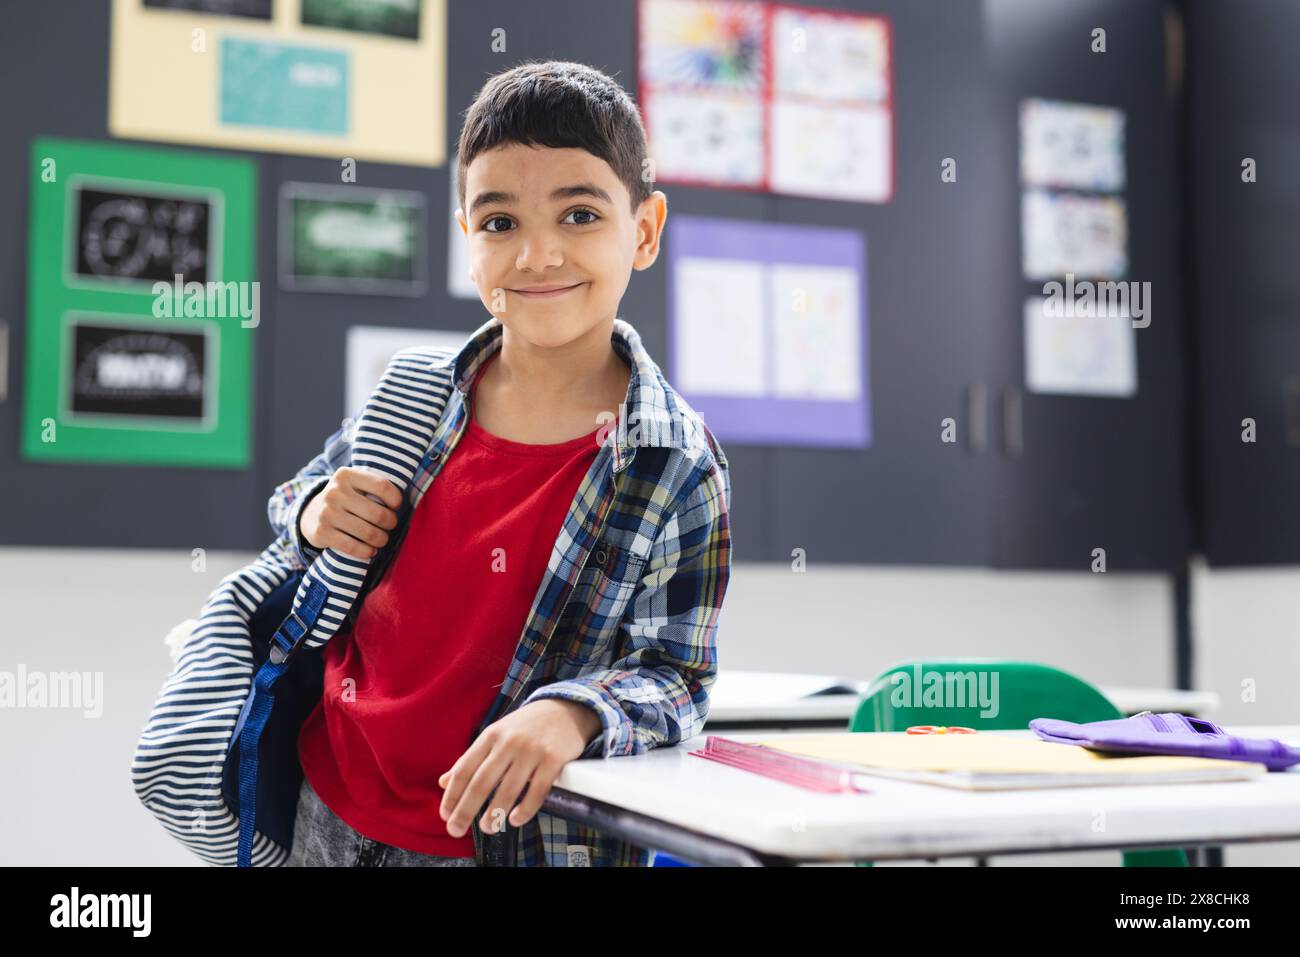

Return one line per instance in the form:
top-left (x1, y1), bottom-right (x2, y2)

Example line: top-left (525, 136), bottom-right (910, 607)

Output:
top-left (278, 347), bottom-right (455, 658)
top-left (236, 346), bottom-right (455, 866)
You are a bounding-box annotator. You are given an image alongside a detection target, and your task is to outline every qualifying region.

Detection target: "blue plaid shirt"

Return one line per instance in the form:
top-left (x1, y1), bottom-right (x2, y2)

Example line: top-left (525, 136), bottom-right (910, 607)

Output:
top-left (266, 316), bottom-right (732, 866)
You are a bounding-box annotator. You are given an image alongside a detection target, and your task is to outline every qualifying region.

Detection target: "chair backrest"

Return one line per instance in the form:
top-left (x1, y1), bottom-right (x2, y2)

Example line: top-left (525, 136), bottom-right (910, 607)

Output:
top-left (850, 659), bottom-right (1122, 732)
top-left (848, 659), bottom-right (1188, 867)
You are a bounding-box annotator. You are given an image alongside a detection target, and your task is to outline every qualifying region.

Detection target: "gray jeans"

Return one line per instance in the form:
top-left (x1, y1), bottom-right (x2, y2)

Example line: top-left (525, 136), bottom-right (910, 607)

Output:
top-left (286, 776), bottom-right (478, 867)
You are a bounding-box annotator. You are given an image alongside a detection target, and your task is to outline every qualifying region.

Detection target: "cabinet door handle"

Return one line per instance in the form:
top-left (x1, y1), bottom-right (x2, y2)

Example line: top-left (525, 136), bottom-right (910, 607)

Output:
top-left (1284, 375), bottom-right (1300, 448)
top-left (1003, 389), bottom-right (1024, 457)
top-left (967, 382), bottom-right (988, 453)
top-left (0, 320), bottom-right (7, 404)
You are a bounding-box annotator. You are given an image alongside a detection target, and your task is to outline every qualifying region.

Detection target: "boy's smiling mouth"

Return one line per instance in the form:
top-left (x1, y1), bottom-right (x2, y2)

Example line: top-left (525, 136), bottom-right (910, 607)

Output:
top-left (510, 282), bottom-right (586, 299)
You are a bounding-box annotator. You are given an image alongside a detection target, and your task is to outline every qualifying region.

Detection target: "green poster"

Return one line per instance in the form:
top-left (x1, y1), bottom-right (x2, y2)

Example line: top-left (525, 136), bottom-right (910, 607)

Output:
top-left (301, 0), bottom-right (423, 40)
top-left (23, 137), bottom-right (256, 467)
top-left (279, 182), bottom-right (426, 295)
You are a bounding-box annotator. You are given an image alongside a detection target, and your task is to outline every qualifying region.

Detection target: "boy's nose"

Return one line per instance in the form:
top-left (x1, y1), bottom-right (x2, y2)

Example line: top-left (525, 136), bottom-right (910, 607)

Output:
top-left (515, 241), bottom-right (565, 272)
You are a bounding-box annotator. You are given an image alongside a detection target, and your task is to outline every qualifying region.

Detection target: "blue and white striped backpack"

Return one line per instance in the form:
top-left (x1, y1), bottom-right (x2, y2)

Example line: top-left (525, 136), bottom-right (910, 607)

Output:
top-left (131, 346), bottom-right (484, 867)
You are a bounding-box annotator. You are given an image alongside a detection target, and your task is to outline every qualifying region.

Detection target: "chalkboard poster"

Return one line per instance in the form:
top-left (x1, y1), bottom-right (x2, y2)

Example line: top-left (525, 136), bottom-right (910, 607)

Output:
top-left (301, 0), bottom-right (421, 39)
top-left (71, 183), bottom-right (214, 287)
top-left (279, 182), bottom-right (426, 295)
top-left (142, 0), bottom-right (272, 19)
top-left (66, 316), bottom-right (211, 425)
top-left (24, 137), bottom-right (255, 467)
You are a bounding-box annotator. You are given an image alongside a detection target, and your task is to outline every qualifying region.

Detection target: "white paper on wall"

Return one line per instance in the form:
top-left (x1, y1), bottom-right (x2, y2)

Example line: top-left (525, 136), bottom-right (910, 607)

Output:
top-left (644, 88), bottom-right (765, 187)
top-left (769, 263), bottom-right (861, 399)
top-left (769, 100), bottom-right (891, 202)
top-left (1022, 188), bottom-right (1128, 280)
top-left (673, 257), bottom-right (767, 396)
top-left (447, 157), bottom-right (479, 300)
top-left (345, 325), bottom-right (467, 418)
top-left (1023, 295), bottom-right (1136, 397)
top-left (772, 7), bottom-right (889, 102)
top-left (1020, 98), bottom-right (1126, 193)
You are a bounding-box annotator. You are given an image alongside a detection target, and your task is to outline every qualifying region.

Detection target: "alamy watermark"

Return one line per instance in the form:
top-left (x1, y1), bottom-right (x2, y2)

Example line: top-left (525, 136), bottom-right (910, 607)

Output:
top-left (1041, 273), bottom-right (1150, 328)
top-left (889, 664), bottom-right (1000, 719)
top-left (151, 273), bottom-right (260, 328)
top-left (596, 403), bottom-right (693, 450)
top-left (0, 664), bottom-right (103, 718)
top-left (49, 887), bottom-right (150, 936)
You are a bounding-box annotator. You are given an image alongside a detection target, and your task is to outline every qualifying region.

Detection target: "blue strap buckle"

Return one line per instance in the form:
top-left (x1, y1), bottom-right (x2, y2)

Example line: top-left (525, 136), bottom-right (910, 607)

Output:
top-left (268, 609), bottom-right (311, 665)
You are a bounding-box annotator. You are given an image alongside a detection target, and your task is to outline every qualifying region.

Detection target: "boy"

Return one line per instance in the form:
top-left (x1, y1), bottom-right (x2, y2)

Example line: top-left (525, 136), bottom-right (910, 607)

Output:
top-left (268, 60), bottom-right (732, 867)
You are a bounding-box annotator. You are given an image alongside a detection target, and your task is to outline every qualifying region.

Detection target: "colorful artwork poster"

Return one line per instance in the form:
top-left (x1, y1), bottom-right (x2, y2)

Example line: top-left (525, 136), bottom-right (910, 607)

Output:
top-left (23, 138), bottom-right (256, 467)
top-left (667, 214), bottom-right (869, 448)
top-left (1020, 98), bottom-right (1126, 193)
top-left (1023, 296), bottom-right (1136, 398)
top-left (638, 0), bottom-right (893, 202)
top-left (1022, 189), bottom-right (1128, 280)
top-left (110, 0), bottom-right (446, 166)
top-left (279, 182), bottom-right (427, 295)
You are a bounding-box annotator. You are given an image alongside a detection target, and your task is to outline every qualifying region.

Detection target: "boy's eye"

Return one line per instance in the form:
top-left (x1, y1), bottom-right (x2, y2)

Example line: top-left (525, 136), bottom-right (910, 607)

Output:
top-left (479, 208), bottom-right (600, 233)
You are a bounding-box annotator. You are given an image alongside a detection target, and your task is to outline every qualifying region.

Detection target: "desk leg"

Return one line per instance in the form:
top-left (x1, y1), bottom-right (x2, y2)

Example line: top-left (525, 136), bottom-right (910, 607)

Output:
top-left (543, 788), bottom-right (794, 866)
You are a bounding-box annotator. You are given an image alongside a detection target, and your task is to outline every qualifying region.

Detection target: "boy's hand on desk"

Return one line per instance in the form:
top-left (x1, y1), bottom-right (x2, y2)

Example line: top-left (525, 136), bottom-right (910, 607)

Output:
top-left (438, 699), bottom-right (602, 838)
top-left (300, 466), bottom-right (402, 560)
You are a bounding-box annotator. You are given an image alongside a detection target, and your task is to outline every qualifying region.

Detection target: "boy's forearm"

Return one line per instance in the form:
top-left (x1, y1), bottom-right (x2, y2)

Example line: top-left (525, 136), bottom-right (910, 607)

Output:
top-left (525, 662), bottom-right (713, 759)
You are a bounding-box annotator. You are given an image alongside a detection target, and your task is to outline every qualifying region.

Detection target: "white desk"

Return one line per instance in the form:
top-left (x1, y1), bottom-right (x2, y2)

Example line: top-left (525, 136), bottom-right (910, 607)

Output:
top-left (1103, 687), bottom-right (1220, 717)
top-left (543, 726), bottom-right (1300, 865)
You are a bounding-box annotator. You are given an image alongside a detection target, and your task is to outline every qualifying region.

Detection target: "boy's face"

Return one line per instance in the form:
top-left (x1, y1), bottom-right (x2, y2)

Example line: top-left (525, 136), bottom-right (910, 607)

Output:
top-left (456, 143), bottom-right (666, 351)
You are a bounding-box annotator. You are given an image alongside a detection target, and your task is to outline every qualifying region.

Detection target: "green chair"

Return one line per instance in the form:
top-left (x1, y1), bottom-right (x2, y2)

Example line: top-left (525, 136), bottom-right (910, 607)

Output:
top-left (849, 659), bottom-right (1189, 868)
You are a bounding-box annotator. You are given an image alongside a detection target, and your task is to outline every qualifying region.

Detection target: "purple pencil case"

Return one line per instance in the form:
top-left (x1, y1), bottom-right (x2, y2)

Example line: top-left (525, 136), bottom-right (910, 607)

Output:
top-left (1029, 712), bottom-right (1300, 771)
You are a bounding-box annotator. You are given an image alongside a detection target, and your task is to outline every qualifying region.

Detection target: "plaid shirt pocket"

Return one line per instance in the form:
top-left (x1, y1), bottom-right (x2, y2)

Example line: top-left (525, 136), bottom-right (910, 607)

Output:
top-left (557, 537), bottom-right (648, 667)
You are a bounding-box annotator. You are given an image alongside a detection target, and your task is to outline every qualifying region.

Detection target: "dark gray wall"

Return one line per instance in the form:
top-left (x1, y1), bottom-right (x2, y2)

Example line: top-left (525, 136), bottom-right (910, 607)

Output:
top-left (1188, 0), bottom-right (1300, 565)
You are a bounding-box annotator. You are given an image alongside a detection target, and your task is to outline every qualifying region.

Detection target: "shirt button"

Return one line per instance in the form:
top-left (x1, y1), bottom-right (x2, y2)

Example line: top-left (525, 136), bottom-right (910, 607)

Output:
top-left (594, 549), bottom-right (608, 566)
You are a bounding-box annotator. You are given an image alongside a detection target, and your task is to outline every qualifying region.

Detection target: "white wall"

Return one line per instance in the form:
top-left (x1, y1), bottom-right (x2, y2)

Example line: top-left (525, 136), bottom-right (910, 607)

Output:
top-left (0, 547), bottom-right (1294, 865)
top-left (716, 561), bottom-right (1174, 686)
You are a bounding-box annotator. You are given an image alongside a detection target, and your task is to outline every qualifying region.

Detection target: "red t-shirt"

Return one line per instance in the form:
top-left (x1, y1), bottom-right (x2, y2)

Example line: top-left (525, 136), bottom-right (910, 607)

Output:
top-left (297, 354), bottom-right (608, 855)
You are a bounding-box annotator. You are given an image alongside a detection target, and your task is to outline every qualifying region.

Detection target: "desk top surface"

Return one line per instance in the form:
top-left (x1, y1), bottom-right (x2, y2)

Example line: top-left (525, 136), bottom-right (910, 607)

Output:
top-left (552, 726), bottom-right (1300, 861)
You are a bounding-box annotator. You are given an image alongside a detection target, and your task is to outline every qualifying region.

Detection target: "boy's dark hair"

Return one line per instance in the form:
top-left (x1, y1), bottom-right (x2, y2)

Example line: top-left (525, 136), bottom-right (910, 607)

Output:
top-left (456, 59), bottom-right (652, 218)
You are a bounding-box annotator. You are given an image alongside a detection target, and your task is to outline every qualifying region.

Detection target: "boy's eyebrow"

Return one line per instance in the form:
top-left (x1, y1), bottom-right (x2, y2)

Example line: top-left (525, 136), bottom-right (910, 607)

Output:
top-left (468, 183), bottom-right (614, 216)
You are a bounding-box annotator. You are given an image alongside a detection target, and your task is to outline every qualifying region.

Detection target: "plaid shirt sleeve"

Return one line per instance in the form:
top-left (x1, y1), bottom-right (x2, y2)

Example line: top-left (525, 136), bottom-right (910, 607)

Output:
top-left (266, 415), bottom-right (358, 569)
top-left (523, 456), bottom-right (732, 759)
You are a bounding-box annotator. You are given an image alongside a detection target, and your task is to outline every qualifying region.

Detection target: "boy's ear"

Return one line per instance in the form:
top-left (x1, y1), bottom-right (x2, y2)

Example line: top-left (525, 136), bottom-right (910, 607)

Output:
top-left (455, 208), bottom-right (469, 237)
top-left (633, 191), bottom-right (668, 271)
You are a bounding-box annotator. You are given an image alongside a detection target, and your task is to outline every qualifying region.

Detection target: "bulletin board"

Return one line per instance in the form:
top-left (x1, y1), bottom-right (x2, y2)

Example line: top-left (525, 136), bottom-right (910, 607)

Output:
top-left (108, 0), bottom-right (448, 167)
top-left (22, 137), bottom-right (256, 467)
top-left (637, 0), bottom-right (894, 203)
top-left (667, 214), bottom-right (870, 448)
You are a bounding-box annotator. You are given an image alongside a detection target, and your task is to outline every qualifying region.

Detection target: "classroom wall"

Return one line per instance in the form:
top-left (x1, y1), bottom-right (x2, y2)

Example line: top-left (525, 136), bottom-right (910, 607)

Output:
top-left (1, 0), bottom-right (1294, 867)
top-left (0, 0), bottom-right (1191, 573)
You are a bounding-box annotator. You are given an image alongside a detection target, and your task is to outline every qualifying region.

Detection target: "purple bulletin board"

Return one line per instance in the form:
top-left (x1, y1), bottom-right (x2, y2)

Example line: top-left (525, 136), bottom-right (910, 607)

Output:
top-left (666, 214), bottom-right (870, 449)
